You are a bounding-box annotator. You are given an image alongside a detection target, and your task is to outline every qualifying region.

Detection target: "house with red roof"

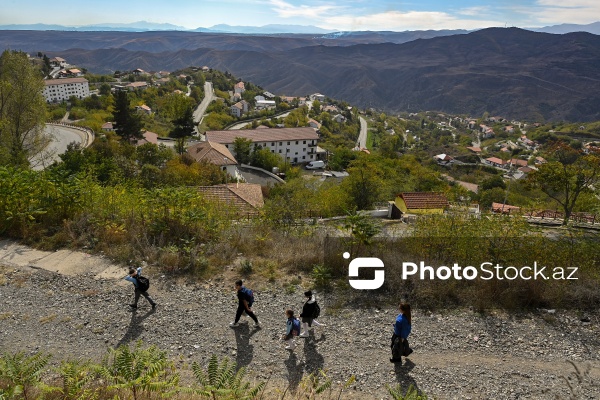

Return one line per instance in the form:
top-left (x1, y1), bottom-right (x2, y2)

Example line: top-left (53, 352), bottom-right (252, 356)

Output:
top-left (394, 192), bottom-right (449, 215)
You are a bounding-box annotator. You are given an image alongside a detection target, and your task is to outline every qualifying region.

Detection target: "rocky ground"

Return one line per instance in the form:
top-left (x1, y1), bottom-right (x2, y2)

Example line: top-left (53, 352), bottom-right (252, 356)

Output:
top-left (1, 242), bottom-right (600, 399)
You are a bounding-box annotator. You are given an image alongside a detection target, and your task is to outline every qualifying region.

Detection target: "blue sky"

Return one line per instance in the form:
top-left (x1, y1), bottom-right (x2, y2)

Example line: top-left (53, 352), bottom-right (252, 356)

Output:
top-left (2, 0), bottom-right (599, 31)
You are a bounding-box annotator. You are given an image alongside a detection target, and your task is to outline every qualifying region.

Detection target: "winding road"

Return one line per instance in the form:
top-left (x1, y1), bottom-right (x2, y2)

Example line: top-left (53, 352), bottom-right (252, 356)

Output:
top-left (30, 124), bottom-right (88, 171)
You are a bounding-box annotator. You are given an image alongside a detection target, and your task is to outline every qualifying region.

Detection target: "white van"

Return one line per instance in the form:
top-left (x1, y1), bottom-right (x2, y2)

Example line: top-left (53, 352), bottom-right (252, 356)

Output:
top-left (305, 160), bottom-right (325, 170)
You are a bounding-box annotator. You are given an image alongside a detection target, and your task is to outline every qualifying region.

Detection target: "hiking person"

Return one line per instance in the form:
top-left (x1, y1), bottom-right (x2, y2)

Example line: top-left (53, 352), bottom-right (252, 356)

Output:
top-left (230, 279), bottom-right (260, 327)
top-left (124, 266), bottom-right (156, 310)
top-left (390, 303), bottom-right (412, 363)
top-left (282, 309), bottom-right (300, 350)
top-left (299, 290), bottom-right (324, 337)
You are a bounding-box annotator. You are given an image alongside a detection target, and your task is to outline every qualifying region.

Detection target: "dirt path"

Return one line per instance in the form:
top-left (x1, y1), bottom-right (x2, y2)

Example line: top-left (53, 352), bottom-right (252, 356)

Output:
top-left (1, 240), bottom-right (600, 399)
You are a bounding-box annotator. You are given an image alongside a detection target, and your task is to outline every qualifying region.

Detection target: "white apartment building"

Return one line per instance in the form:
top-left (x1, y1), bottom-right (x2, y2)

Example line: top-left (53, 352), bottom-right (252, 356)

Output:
top-left (205, 127), bottom-right (319, 164)
top-left (43, 77), bottom-right (90, 103)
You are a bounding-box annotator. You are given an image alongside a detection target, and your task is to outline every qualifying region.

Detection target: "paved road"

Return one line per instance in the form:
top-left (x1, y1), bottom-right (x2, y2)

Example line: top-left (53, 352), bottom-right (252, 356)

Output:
top-left (30, 124), bottom-right (87, 171)
top-left (357, 116), bottom-right (368, 149)
top-left (193, 81), bottom-right (215, 132)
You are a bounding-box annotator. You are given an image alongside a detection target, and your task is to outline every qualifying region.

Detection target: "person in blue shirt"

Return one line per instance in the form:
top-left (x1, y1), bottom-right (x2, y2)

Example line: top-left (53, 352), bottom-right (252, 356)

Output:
top-left (124, 266), bottom-right (156, 310)
top-left (281, 309), bottom-right (299, 350)
top-left (390, 303), bottom-right (412, 363)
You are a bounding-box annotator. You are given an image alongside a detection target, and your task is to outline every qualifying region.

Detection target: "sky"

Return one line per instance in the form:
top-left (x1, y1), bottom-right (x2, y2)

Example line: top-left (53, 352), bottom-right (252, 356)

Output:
top-left (2, 0), bottom-right (599, 31)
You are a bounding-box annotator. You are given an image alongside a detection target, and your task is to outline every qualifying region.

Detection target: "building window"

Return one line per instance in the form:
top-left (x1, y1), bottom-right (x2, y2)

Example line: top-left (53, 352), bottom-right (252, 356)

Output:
top-left (287, 142), bottom-right (290, 145)
top-left (278, 150), bottom-right (282, 153)
top-left (296, 141), bottom-right (299, 145)
top-left (302, 156), bottom-right (306, 159)
top-left (271, 142), bottom-right (275, 146)
top-left (303, 140), bottom-right (306, 144)
top-left (279, 142), bottom-right (282, 145)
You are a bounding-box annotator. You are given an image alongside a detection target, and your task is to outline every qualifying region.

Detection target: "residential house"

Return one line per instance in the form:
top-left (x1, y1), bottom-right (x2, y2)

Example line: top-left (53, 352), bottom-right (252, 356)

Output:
top-left (101, 122), bottom-right (115, 132)
top-left (484, 157), bottom-right (506, 168)
top-left (503, 126), bottom-right (515, 134)
top-left (467, 146), bottom-right (482, 154)
top-left (323, 105), bottom-right (339, 113)
top-left (135, 131), bottom-right (159, 146)
top-left (49, 57), bottom-right (67, 68)
top-left (492, 202), bottom-right (521, 214)
top-left (310, 93), bottom-right (326, 102)
top-left (508, 158), bottom-right (528, 168)
top-left (197, 183), bottom-right (264, 217)
top-left (333, 114), bottom-right (346, 123)
top-left (155, 71), bottom-right (170, 78)
top-left (234, 81), bottom-right (245, 94)
top-left (256, 100), bottom-right (276, 109)
top-left (434, 154), bottom-right (454, 165)
top-left (42, 77), bottom-right (90, 103)
top-left (154, 77), bottom-right (170, 86)
top-left (308, 119), bottom-right (322, 130)
top-left (394, 192), bottom-right (449, 215)
top-left (468, 120), bottom-right (477, 130)
top-left (480, 125), bottom-right (495, 138)
top-left (230, 100), bottom-right (250, 118)
top-left (205, 127), bottom-right (319, 164)
top-left (135, 105), bottom-right (152, 115)
top-left (201, 66), bottom-right (210, 72)
top-left (132, 68), bottom-right (146, 76)
top-left (518, 135), bottom-right (536, 150)
top-left (534, 156), bottom-right (547, 165)
top-left (126, 82), bottom-right (148, 91)
top-left (263, 91), bottom-right (275, 98)
top-left (186, 141), bottom-right (240, 179)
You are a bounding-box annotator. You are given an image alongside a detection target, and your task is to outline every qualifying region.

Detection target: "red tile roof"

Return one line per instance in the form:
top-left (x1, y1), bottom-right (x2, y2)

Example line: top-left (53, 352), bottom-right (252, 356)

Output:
top-left (492, 202), bottom-right (521, 214)
top-left (197, 183), bottom-right (264, 215)
top-left (187, 141), bottom-right (237, 165)
top-left (205, 127), bottom-right (319, 144)
top-left (398, 192), bottom-right (449, 210)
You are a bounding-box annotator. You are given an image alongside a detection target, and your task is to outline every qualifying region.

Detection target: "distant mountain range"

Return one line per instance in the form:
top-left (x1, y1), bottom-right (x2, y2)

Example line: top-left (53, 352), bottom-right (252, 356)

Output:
top-left (2, 27), bottom-right (600, 122)
top-left (0, 21), bottom-right (335, 34)
top-left (1, 20), bottom-right (600, 35)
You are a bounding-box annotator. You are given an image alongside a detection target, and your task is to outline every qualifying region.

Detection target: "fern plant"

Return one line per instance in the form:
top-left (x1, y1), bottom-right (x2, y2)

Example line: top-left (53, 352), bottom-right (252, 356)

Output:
top-left (387, 384), bottom-right (428, 400)
top-left (191, 354), bottom-right (265, 399)
top-left (0, 351), bottom-right (51, 400)
top-left (45, 360), bottom-right (98, 400)
top-left (95, 341), bottom-right (179, 400)
top-left (299, 370), bottom-right (333, 399)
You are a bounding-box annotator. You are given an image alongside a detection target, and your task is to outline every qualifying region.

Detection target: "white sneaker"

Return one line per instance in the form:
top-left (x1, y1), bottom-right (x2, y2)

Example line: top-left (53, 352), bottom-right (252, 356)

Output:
top-left (299, 332), bottom-right (309, 337)
top-left (229, 322), bottom-right (239, 327)
top-left (285, 343), bottom-right (296, 350)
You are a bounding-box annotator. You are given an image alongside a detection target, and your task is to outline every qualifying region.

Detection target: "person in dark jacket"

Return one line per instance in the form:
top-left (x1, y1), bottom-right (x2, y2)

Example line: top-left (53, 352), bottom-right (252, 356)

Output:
top-left (230, 279), bottom-right (260, 327)
top-left (299, 290), bottom-right (324, 337)
top-left (390, 303), bottom-right (412, 363)
top-left (124, 266), bottom-right (156, 310)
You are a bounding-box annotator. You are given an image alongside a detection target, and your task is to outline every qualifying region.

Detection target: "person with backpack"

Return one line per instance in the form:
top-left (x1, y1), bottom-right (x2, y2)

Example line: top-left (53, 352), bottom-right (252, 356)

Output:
top-left (230, 279), bottom-right (260, 327)
top-left (124, 266), bottom-right (156, 310)
top-left (299, 290), bottom-right (324, 337)
top-left (390, 303), bottom-right (412, 364)
top-left (282, 309), bottom-right (301, 350)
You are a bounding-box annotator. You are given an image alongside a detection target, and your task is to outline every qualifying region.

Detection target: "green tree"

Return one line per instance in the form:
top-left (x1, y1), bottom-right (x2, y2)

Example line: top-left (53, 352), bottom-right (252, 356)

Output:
top-left (527, 143), bottom-right (600, 225)
top-left (251, 147), bottom-right (280, 171)
top-left (341, 156), bottom-right (385, 210)
top-left (0, 50), bottom-right (47, 167)
top-left (112, 90), bottom-right (142, 142)
top-left (233, 137), bottom-right (253, 165)
top-left (169, 105), bottom-right (195, 155)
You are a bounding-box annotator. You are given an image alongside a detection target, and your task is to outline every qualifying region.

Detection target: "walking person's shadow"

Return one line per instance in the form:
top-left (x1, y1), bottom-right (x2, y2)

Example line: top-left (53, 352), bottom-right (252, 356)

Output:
top-left (303, 330), bottom-right (325, 376)
top-left (233, 323), bottom-right (260, 370)
top-left (115, 308), bottom-right (155, 348)
top-left (283, 351), bottom-right (305, 395)
top-left (393, 358), bottom-right (421, 396)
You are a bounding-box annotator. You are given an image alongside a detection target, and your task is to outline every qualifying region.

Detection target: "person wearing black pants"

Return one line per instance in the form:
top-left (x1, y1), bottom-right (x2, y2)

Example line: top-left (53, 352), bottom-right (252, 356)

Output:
top-left (230, 280), bottom-right (260, 327)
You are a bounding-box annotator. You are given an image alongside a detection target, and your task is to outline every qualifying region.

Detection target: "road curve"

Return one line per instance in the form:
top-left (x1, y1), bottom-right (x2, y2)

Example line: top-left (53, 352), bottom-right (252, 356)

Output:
top-left (30, 124), bottom-right (88, 171)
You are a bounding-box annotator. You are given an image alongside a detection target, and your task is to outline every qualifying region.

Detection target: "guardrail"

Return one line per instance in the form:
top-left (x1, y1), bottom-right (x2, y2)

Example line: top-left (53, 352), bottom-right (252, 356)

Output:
top-left (47, 122), bottom-right (95, 148)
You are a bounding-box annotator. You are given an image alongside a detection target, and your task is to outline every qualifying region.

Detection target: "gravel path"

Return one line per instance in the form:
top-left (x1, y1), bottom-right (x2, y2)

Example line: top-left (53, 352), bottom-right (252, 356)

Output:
top-left (1, 263), bottom-right (600, 399)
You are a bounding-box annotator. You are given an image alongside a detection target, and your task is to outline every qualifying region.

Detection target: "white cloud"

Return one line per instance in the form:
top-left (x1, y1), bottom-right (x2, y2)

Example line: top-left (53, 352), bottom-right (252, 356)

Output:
top-left (319, 10), bottom-right (504, 31)
top-left (457, 6), bottom-right (492, 17)
top-left (268, 0), bottom-right (342, 19)
top-left (532, 0), bottom-right (600, 25)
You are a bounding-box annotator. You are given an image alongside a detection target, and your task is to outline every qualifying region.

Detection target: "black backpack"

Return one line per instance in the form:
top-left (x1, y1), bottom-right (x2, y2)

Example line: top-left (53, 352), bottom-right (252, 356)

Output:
top-left (136, 276), bottom-right (150, 292)
top-left (312, 302), bottom-right (321, 319)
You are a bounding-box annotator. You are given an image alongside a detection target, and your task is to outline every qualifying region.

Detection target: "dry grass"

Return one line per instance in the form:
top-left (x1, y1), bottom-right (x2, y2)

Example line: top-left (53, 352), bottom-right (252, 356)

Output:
top-left (39, 313), bottom-right (57, 324)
